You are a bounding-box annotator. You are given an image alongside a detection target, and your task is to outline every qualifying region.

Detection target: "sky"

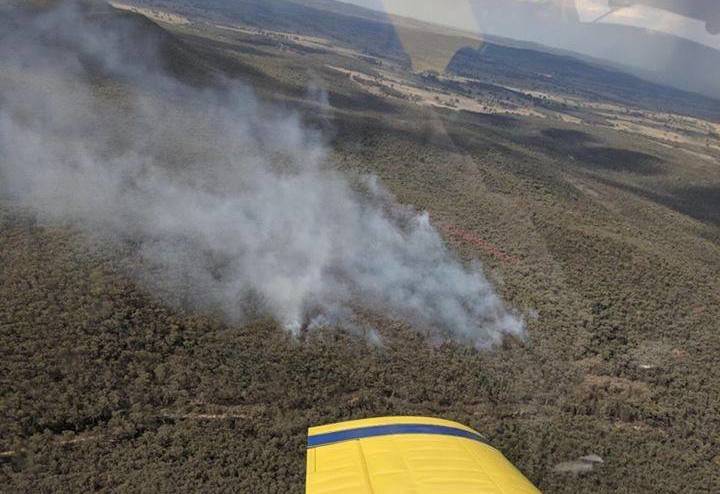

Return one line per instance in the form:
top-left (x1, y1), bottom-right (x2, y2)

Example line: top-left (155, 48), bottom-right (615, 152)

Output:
top-left (340, 0), bottom-right (720, 51)
top-left (574, 0), bottom-right (720, 49)
top-left (336, 0), bottom-right (720, 98)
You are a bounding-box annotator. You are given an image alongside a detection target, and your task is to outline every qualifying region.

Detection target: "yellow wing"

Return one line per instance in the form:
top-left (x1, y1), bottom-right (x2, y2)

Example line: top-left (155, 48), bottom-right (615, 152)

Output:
top-left (306, 416), bottom-right (541, 494)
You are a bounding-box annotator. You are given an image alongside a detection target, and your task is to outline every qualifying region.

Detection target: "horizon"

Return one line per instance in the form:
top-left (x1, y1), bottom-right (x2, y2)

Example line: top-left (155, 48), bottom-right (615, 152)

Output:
top-left (336, 0), bottom-right (720, 52)
top-left (328, 0), bottom-right (720, 100)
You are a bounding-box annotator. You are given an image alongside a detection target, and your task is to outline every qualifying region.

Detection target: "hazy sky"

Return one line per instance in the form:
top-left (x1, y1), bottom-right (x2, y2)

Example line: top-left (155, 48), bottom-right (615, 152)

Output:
top-left (335, 1), bottom-right (720, 99)
top-left (340, 0), bottom-right (720, 50)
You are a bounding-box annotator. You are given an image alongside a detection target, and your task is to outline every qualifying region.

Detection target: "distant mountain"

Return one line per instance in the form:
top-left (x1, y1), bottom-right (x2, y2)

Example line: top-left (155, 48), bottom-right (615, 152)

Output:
top-left (123, 0), bottom-right (720, 118)
top-left (448, 42), bottom-right (720, 121)
top-left (503, 18), bottom-right (720, 102)
top-left (128, 0), bottom-right (412, 65)
top-left (335, 0), bottom-right (720, 100)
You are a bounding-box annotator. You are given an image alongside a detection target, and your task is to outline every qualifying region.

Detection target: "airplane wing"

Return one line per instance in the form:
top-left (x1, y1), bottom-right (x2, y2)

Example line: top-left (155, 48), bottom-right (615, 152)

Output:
top-left (306, 416), bottom-right (541, 494)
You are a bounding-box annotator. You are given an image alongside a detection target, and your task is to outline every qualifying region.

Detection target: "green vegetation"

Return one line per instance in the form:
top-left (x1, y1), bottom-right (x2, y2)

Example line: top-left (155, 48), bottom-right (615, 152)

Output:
top-left (2, 2), bottom-right (720, 493)
top-left (448, 43), bottom-right (720, 121)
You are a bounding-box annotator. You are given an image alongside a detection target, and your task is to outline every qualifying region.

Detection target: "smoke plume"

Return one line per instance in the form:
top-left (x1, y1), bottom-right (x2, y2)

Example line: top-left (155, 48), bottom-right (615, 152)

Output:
top-left (0, 2), bottom-right (524, 347)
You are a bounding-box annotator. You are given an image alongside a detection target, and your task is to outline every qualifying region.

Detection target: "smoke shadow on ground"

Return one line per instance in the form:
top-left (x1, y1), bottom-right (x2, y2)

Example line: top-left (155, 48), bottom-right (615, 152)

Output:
top-left (458, 111), bottom-right (520, 129)
top-left (525, 127), bottom-right (664, 176)
top-left (601, 179), bottom-right (720, 227)
top-left (540, 128), bottom-right (598, 144)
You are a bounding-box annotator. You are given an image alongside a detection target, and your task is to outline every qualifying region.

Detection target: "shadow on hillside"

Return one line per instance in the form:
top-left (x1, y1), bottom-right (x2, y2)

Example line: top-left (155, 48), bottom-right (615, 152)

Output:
top-left (650, 184), bottom-right (720, 226)
top-left (541, 128), bottom-right (597, 144)
top-left (605, 180), bottom-right (720, 227)
top-left (528, 127), bottom-right (664, 175)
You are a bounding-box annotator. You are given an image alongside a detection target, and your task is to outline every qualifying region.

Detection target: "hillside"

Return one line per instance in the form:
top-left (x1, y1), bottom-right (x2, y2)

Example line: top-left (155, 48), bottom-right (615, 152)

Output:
top-left (1, 2), bottom-right (720, 493)
top-left (447, 43), bottom-right (720, 122)
top-left (126, 0), bottom-right (720, 122)
top-left (308, 0), bottom-right (720, 100)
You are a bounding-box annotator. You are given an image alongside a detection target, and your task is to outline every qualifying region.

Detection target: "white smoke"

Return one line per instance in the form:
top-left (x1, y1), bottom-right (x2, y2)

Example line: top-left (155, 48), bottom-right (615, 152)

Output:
top-left (0, 1), bottom-right (524, 347)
